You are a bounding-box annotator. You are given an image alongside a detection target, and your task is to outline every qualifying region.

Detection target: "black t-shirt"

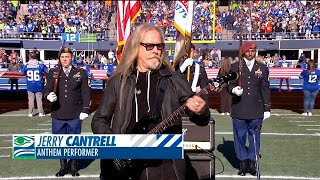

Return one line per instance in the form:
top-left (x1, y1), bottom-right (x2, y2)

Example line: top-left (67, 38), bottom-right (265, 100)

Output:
top-left (126, 71), bottom-right (159, 133)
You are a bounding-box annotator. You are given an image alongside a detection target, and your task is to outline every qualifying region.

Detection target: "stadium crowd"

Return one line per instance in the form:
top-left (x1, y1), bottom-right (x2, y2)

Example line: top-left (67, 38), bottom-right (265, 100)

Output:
top-left (1, 1), bottom-right (320, 41)
top-left (134, 1), bottom-right (214, 41)
top-left (218, 0), bottom-right (320, 40)
top-left (0, 0), bottom-right (114, 40)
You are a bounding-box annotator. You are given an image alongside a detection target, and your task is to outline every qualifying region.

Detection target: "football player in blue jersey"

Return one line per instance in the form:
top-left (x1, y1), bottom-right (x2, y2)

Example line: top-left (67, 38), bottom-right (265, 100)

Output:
top-left (299, 60), bottom-right (320, 116)
top-left (19, 51), bottom-right (48, 117)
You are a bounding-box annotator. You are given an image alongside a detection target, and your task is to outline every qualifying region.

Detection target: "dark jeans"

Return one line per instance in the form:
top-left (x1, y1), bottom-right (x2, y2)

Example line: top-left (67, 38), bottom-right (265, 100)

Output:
top-left (303, 90), bottom-right (319, 113)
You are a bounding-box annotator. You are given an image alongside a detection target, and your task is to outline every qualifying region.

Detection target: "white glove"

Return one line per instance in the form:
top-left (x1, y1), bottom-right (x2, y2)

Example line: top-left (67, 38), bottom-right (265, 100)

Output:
top-left (263, 111), bottom-right (271, 121)
top-left (47, 92), bottom-right (57, 102)
top-left (232, 86), bottom-right (243, 96)
top-left (192, 86), bottom-right (201, 93)
top-left (79, 113), bottom-right (89, 120)
top-left (179, 58), bottom-right (194, 73)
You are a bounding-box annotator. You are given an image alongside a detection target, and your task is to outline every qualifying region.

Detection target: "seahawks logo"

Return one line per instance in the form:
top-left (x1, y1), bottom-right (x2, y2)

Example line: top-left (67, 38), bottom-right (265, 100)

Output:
top-left (13, 136), bottom-right (35, 159)
top-left (13, 136), bottom-right (34, 147)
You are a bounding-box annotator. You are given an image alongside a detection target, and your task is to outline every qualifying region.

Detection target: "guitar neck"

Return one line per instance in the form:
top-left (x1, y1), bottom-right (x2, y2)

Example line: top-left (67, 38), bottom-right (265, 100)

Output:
top-left (146, 72), bottom-right (236, 134)
top-left (147, 85), bottom-right (211, 134)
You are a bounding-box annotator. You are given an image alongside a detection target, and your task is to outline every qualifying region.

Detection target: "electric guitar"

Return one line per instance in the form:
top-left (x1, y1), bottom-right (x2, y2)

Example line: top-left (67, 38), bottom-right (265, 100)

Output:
top-left (111, 72), bottom-right (238, 179)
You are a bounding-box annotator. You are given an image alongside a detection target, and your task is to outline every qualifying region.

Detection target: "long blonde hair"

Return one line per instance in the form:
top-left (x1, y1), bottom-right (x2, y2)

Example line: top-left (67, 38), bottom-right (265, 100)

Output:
top-left (220, 57), bottom-right (231, 76)
top-left (112, 23), bottom-right (173, 108)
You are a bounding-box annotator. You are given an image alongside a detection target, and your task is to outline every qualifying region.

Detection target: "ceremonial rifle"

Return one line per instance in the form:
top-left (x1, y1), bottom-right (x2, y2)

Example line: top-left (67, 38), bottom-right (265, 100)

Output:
top-left (237, 29), bottom-right (243, 87)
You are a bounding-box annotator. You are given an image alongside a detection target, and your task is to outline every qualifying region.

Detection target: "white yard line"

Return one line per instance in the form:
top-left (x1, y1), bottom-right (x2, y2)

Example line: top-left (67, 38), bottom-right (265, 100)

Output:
top-left (27, 129), bottom-right (51, 131)
top-left (0, 114), bottom-right (29, 117)
top-left (306, 129), bottom-right (320, 131)
top-left (290, 121), bottom-right (315, 122)
top-left (215, 132), bottom-right (320, 136)
top-left (274, 114), bottom-right (320, 116)
top-left (298, 125), bottom-right (320, 126)
top-left (0, 155), bottom-right (10, 158)
top-left (283, 117), bottom-right (308, 119)
top-left (215, 175), bottom-right (320, 179)
top-left (0, 175), bottom-right (99, 180)
top-left (0, 175), bottom-right (319, 180)
top-left (37, 124), bottom-right (51, 126)
top-left (0, 114), bottom-right (51, 117)
top-left (0, 147), bottom-right (11, 149)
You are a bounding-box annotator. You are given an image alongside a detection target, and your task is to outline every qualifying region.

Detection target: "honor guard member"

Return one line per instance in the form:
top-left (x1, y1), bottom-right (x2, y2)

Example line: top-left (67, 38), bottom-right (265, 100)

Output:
top-left (178, 43), bottom-right (209, 94)
top-left (227, 42), bottom-right (271, 176)
top-left (43, 47), bottom-right (91, 177)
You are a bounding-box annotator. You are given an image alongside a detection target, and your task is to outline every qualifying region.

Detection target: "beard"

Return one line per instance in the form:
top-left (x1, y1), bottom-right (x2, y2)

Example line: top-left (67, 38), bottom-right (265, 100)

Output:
top-left (146, 56), bottom-right (161, 70)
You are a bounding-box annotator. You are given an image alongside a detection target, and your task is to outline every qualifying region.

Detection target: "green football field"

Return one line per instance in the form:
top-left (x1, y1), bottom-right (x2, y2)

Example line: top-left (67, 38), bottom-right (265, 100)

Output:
top-left (0, 109), bottom-right (319, 180)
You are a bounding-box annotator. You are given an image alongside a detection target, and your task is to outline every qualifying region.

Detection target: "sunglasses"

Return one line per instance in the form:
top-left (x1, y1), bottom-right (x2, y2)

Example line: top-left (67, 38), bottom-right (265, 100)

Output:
top-left (140, 42), bottom-right (165, 51)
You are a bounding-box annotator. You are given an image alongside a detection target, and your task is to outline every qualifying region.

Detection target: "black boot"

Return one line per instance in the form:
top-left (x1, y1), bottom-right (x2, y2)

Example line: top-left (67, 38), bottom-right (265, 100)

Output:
top-left (69, 159), bottom-right (80, 176)
top-left (248, 160), bottom-right (257, 176)
top-left (55, 159), bottom-right (68, 177)
top-left (238, 160), bottom-right (248, 176)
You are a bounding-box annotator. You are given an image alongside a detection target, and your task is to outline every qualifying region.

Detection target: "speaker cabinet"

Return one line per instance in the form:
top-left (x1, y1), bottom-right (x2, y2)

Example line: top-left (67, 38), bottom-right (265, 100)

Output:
top-left (187, 153), bottom-right (215, 180)
top-left (182, 118), bottom-right (215, 151)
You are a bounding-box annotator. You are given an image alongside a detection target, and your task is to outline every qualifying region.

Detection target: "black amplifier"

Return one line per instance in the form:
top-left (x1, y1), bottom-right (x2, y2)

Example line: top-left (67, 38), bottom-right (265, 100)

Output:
top-left (187, 153), bottom-right (215, 180)
top-left (182, 118), bottom-right (215, 152)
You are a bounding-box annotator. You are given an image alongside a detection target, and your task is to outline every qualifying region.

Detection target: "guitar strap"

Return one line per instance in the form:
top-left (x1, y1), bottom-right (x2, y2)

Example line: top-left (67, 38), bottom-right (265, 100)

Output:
top-left (151, 77), bottom-right (168, 121)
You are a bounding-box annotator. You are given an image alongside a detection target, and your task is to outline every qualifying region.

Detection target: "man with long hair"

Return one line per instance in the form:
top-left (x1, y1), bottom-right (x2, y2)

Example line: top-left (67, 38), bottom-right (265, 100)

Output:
top-left (43, 47), bottom-right (91, 177)
top-left (92, 23), bottom-right (211, 180)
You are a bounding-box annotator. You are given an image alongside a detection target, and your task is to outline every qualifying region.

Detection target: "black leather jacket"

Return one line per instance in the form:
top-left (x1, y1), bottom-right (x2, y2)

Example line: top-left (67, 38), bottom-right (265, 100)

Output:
top-left (92, 66), bottom-right (211, 180)
top-left (92, 66), bottom-right (211, 134)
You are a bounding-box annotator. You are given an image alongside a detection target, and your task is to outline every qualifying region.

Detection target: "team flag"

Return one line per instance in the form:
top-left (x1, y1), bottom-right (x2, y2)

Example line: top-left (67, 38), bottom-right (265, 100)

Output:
top-left (173, 1), bottom-right (194, 68)
top-left (116, 0), bottom-right (141, 61)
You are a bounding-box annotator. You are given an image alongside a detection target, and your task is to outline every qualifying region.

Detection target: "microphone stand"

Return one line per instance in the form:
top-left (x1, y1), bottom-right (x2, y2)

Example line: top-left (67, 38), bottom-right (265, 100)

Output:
top-left (252, 126), bottom-right (261, 180)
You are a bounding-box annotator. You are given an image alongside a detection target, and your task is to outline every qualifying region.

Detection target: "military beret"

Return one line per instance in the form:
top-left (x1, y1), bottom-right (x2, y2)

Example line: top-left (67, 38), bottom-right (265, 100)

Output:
top-left (242, 41), bottom-right (257, 54)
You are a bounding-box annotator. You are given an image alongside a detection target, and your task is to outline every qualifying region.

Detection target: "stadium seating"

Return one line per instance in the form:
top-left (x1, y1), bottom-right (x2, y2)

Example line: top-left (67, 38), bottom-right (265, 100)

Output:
top-left (1, 1), bottom-right (319, 41)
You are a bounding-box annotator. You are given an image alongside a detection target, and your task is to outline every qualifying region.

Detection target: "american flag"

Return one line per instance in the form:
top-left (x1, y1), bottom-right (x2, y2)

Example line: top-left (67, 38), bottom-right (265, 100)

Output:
top-left (116, 0), bottom-right (141, 61)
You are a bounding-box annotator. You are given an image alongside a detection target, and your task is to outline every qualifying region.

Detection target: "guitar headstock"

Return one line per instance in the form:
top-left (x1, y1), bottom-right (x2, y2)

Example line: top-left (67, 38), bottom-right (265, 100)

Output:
top-left (207, 72), bottom-right (238, 93)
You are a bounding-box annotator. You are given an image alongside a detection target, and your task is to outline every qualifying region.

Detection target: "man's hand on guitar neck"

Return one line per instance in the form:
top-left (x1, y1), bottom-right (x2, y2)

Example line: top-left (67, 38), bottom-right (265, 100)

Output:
top-left (186, 95), bottom-right (206, 115)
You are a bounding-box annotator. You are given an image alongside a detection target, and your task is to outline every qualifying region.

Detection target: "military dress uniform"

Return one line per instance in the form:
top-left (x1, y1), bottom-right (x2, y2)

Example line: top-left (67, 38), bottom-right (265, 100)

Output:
top-left (183, 63), bottom-right (209, 90)
top-left (227, 58), bottom-right (271, 175)
top-left (177, 61), bottom-right (209, 105)
top-left (44, 66), bottom-right (91, 125)
top-left (43, 65), bottom-right (91, 176)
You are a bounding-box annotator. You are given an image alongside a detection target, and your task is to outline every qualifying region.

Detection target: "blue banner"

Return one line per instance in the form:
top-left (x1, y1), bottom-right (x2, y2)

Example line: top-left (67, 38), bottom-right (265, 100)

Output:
top-left (61, 33), bottom-right (79, 42)
top-left (12, 134), bottom-right (183, 159)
